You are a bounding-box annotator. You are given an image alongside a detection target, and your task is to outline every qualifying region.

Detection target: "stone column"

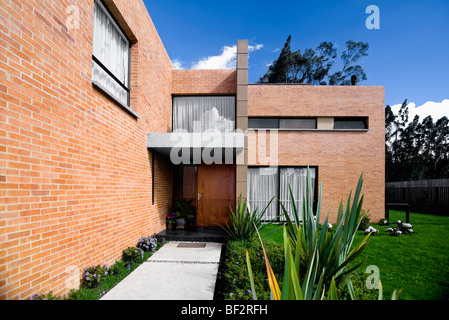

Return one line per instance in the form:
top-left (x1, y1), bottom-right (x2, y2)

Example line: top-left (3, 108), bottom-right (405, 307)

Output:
top-left (235, 40), bottom-right (248, 202)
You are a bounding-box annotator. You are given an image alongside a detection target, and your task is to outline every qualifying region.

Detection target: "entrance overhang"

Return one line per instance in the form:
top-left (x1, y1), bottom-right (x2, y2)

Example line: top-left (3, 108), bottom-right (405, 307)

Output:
top-left (147, 132), bottom-right (244, 164)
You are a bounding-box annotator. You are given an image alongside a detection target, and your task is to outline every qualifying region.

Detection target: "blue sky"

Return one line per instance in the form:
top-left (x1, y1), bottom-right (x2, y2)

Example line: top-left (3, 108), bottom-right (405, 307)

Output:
top-left (143, 0), bottom-right (449, 116)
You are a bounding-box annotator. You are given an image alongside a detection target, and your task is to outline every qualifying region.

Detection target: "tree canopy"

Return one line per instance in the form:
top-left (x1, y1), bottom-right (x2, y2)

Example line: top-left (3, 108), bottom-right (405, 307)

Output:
top-left (385, 100), bottom-right (449, 181)
top-left (258, 35), bottom-right (368, 85)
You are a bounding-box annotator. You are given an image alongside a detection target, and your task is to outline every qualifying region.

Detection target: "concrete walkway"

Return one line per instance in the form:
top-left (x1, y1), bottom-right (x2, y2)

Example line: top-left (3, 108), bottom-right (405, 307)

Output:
top-left (101, 241), bottom-right (223, 300)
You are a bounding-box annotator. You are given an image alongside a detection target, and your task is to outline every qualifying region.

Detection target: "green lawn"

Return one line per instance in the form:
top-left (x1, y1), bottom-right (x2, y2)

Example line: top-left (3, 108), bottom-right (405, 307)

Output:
top-left (260, 210), bottom-right (449, 300)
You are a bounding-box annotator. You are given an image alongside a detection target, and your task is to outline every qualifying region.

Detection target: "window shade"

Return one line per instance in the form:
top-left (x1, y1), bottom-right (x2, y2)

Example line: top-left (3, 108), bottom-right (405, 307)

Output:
top-left (173, 96), bottom-right (235, 133)
top-left (247, 167), bottom-right (279, 221)
top-left (92, 0), bottom-right (129, 106)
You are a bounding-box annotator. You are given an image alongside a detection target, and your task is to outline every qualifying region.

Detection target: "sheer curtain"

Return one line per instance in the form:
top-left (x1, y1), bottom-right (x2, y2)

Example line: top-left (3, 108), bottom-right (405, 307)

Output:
top-left (173, 97), bottom-right (235, 132)
top-left (247, 167), bottom-right (278, 221)
top-left (279, 168), bottom-right (316, 222)
top-left (92, 0), bottom-right (129, 106)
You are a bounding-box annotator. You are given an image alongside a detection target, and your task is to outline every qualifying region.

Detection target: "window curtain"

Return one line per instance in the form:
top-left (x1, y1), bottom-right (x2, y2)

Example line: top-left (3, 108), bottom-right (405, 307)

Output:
top-left (247, 167), bottom-right (279, 221)
top-left (173, 97), bottom-right (235, 133)
top-left (279, 168), bottom-right (316, 222)
top-left (92, 0), bottom-right (129, 106)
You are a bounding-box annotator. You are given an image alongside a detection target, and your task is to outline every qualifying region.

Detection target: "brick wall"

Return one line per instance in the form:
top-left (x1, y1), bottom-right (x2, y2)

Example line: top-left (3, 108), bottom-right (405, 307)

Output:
top-left (172, 69), bottom-right (236, 95)
top-left (247, 84), bottom-right (385, 223)
top-left (0, 0), bottom-right (173, 299)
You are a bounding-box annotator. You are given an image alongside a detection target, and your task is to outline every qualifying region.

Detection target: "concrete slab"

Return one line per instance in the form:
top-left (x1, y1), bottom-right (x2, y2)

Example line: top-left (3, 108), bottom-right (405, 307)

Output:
top-left (101, 242), bottom-right (223, 300)
top-left (149, 242), bottom-right (222, 263)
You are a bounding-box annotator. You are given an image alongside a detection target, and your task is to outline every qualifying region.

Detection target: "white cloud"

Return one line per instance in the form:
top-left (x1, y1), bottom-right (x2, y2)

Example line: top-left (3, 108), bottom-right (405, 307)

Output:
top-left (191, 43), bottom-right (263, 70)
top-left (390, 99), bottom-right (449, 123)
top-left (172, 59), bottom-right (184, 70)
top-left (249, 44), bottom-right (264, 52)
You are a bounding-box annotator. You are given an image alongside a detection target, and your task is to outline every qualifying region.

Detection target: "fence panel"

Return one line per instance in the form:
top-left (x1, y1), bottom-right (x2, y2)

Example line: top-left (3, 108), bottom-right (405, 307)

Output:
top-left (385, 179), bottom-right (449, 215)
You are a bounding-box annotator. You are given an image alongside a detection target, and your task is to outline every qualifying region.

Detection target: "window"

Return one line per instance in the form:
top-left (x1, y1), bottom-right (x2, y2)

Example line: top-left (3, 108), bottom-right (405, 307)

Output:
top-left (248, 118), bottom-right (279, 129)
top-left (247, 167), bottom-right (316, 222)
top-left (173, 96), bottom-right (235, 133)
top-left (248, 117), bottom-right (317, 129)
top-left (334, 117), bottom-right (368, 130)
top-left (92, 0), bottom-right (130, 108)
top-left (279, 118), bottom-right (317, 129)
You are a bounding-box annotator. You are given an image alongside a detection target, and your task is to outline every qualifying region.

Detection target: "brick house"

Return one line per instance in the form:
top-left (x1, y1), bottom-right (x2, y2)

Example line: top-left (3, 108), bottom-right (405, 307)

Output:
top-left (0, 0), bottom-right (384, 299)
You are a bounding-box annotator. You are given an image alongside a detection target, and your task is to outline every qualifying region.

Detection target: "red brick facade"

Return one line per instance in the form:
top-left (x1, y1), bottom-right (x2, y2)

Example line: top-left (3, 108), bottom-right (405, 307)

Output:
top-left (1, 0), bottom-right (172, 299)
top-left (248, 84), bottom-right (385, 223)
top-left (172, 69), bottom-right (237, 95)
top-left (0, 0), bottom-right (385, 300)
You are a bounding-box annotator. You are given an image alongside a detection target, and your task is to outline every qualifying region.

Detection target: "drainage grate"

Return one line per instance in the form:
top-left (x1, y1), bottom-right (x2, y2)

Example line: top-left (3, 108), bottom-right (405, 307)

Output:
top-left (177, 242), bottom-right (206, 248)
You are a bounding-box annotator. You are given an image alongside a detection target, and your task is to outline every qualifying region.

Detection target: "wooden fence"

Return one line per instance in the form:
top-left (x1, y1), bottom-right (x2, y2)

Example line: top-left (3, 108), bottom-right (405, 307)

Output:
top-left (385, 179), bottom-right (449, 215)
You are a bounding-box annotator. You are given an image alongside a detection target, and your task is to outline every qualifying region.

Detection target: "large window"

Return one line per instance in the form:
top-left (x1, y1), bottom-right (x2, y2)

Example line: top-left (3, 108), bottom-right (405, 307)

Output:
top-left (173, 96), bottom-right (235, 133)
top-left (92, 0), bottom-right (130, 108)
top-left (247, 167), bottom-right (316, 222)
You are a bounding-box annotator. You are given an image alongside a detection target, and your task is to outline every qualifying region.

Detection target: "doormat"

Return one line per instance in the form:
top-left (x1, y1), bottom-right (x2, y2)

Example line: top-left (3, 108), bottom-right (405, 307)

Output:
top-left (177, 242), bottom-right (206, 248)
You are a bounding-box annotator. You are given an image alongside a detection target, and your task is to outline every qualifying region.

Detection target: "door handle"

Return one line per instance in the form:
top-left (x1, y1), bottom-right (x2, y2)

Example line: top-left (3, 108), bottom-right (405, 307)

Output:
top-left (197, 193), bottom-right (202, 201)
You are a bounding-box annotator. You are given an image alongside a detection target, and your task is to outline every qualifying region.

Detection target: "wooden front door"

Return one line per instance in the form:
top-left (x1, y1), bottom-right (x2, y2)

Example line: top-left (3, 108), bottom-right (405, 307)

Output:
top-left (196, 164), bottom-right (235, 227)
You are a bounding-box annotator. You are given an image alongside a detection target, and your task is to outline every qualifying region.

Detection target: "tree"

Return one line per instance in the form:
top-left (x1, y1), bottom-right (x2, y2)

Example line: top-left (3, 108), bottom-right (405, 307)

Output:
top-left (258, 36), bottom-right (368, 85)
top-left (385, 100), bottom-right (449, 181)
top-left (258, 35), bottom-right (293, 83)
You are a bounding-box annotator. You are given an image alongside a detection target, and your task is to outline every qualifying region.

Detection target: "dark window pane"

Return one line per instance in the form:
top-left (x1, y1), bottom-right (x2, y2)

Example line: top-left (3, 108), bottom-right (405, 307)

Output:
top-left (334, 117), bottom-right (368, 129)
top-left (279, 118), bottom-right (317, 129)
top-left (248, 118), bottom-right (279, 129)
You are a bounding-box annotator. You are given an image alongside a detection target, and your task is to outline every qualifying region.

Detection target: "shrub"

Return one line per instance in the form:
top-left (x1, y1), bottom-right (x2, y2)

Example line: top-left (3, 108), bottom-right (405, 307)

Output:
top-left (222, 194), bottom-right (275, 242)
top-left (122, 246), bottom-right (144, 263)
top-left (81, 264), bottom-right (110, 288)
top-left (359, 210), bottom-right (371, 230)
top-left (223, 240), bottom-right (285, 300)
top-left (137, 235), bottom-right (158, 252)
top-left (337, 270), bottom-right (378, 300)
top-left (28, 291), bottom-right (60, 300)
top-left (385, 220), bottom-right (414, 236)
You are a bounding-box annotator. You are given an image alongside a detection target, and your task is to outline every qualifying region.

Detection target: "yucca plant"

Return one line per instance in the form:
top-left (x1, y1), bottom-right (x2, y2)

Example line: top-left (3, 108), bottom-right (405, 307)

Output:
top-left (222, 194), bottom-right (276, 241)
top-left (280, 168), bottom-right (371, 297)
top-left (246, 223), bottom-right (338, 300)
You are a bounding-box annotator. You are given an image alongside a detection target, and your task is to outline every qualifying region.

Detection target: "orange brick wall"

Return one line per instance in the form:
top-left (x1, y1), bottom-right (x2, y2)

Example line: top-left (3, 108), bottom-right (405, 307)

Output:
top-left (247, 84), bottom-right (385, 223)
top-left (172, 69), bottom-right (237, 95)
top-left (0, 0), bottom-right (173, 299)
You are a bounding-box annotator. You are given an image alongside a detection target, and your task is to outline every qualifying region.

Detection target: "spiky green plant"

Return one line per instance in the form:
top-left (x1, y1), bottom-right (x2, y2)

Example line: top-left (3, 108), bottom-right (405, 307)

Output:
top-left (246, 223), bottom-right (338, 300)
top-left (222, 194), bottom-right (276, 241)
top-left (280, 169), bottom-right (370, 296)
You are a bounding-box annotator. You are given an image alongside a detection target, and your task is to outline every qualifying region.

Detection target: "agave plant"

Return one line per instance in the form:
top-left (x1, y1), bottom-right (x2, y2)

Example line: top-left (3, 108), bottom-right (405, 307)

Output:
top-left (280, 168), bottom-right (371, 297)
top-left (222, 194), bottom-right (276, 242)
top-left (246, 223), bottom-right (339, 300)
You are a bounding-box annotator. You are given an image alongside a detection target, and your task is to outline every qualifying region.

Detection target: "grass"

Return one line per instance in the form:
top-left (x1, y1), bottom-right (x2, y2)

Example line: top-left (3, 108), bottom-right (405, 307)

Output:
top-left (65, 250), bottom-right (157, 300)
top-left (260, 210), bottom-right (449, 300)
top-left (30, 239), bottom-right (167, 300)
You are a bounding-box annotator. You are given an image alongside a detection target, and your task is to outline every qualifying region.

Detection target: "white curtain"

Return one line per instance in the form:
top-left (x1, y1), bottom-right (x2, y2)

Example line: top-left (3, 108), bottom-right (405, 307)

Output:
top-left (279, 168), bottom-right (316, 222)
top-left (173, 97), bottom-right (235, 133)
top-left (92, 0), bottom-right (129, 106)
top-left (247, 167), bottom-right (278, 221)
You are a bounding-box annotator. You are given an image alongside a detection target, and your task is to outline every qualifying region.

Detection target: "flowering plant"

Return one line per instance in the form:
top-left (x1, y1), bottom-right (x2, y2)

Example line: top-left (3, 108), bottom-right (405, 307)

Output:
top-left (81, 264), bottom-right (110, 288)
top-left (122, 246), bottom-right (144, 263)
top-left (186, 213), bottom-right (196, 222)
top-left (137, 235), bottom-right (158, 252)
top-left (167, 212), bottom-right (176, 224)
top-left (385, 220), bottom-right (414, 236)
top-left (364, 225), bottom-right (379, 235)
top-left (28, 291), bottom-right (60, 300)
top-left (378, 218), bottom-right (390, 226)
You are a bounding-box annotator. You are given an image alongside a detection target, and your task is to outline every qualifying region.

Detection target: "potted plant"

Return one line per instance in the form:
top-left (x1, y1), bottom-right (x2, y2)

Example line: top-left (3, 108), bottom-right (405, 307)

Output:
top-left (186, 212), bottom-right (196, 229)
top-left (167, 212), bottom-right (176, 230)
top-left (173, 200), bottom-right (192, 229)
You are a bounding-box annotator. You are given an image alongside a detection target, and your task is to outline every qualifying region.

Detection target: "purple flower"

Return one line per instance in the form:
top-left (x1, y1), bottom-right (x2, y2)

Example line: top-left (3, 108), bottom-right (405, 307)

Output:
top-left (86, 277), bottom-right (90, 281)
